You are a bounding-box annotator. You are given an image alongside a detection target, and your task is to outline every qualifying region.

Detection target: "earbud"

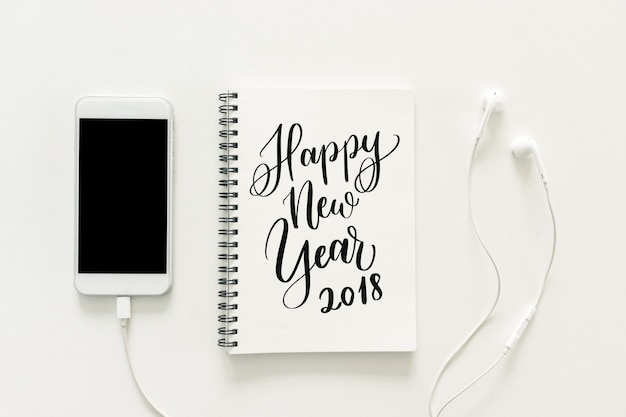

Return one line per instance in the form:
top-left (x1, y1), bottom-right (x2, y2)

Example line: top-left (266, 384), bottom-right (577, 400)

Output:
top-left (512, 136), bottom-right (548, 185)
top-left (475, 90), bottom-right (505, 142)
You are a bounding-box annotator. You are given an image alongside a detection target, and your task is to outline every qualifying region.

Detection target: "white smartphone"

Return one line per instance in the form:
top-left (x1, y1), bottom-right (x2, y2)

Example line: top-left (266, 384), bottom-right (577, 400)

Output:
top-left (74, 97), bottom-right (173, 295)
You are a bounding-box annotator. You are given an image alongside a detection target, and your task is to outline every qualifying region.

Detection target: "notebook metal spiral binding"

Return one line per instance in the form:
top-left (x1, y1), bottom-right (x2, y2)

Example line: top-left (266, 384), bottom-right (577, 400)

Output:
top-left (218, 92), bottom-right (239, 348)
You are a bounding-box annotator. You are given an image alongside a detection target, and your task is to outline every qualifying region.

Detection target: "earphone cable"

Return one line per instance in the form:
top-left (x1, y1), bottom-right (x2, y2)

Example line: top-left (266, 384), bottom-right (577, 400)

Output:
top-left (433, 349), bottom-right (509, 417)
top-left (428, 148), bottom-right (558, 417)
top-left (533, 185), bottom-right (557, 308)
top-left (427, 141), bottom-right (503, 417)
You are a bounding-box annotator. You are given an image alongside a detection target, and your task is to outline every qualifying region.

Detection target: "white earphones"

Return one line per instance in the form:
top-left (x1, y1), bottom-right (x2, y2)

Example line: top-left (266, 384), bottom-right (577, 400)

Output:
top-left (512, 136), bottom-right (548, 185)
top-left (430, 90), bottom-right (557, 417)
top-left (475, 90), bottom-right (505, 142)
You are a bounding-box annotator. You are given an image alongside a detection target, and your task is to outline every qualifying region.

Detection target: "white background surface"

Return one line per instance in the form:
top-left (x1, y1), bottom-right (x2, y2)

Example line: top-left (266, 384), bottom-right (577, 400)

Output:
top-left (1, 1), bottom-right (625, 416)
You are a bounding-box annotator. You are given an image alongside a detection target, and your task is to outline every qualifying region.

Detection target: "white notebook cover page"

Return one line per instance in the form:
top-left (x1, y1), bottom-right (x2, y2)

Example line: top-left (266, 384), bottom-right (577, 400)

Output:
top-left (227, 89), bottom-right (415, 354)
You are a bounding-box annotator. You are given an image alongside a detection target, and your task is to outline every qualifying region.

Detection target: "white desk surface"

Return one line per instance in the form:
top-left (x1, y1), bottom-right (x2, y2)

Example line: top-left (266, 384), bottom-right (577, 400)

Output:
top-left (1, 1), bottom-right (625, 416)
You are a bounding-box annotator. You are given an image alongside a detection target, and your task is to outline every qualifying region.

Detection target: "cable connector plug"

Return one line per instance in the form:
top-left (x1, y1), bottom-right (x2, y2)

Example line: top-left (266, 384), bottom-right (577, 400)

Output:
top-left (117, 296), bottom-right (131, 320)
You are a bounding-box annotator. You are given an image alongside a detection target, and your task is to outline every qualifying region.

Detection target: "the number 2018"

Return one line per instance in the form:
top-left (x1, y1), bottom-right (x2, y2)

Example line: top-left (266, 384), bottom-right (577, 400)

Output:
top-left (319, 273), bottom-right (382, 313)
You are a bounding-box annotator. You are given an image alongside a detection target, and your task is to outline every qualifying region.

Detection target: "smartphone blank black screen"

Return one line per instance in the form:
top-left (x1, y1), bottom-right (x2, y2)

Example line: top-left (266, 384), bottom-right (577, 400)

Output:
top-left (78, 119), bottom-right (168, 274)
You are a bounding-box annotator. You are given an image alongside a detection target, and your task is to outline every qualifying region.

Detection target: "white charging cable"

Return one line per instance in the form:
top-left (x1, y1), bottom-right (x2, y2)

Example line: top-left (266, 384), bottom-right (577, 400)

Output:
top-left (117, 296), bottom-right (172, 417)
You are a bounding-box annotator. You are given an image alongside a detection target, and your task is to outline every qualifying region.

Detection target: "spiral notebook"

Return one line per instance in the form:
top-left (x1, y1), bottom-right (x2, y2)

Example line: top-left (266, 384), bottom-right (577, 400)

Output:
top-left (218, 89), bottom-right (416, 354)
